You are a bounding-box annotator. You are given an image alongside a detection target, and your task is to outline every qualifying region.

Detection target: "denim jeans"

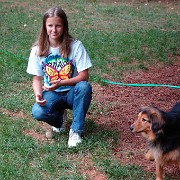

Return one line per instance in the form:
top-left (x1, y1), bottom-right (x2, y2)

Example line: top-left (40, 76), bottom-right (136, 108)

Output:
top-left (32, 81), bottom-right (92, 133)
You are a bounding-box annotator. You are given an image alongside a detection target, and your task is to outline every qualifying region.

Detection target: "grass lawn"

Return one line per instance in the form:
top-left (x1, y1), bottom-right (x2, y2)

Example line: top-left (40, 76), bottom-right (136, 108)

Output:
top-left (0, 0), bottom-right (179, 179)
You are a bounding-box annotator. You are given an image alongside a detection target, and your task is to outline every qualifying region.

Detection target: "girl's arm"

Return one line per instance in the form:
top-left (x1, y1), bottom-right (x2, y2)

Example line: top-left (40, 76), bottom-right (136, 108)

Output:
top-left (33, 75), bottom-right (46, 106)
top-left (44, 69), bottom-right (89, 91)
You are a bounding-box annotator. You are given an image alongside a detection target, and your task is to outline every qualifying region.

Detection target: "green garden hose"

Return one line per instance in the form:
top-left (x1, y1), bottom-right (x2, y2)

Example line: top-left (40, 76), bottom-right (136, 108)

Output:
top-left (102, 79), bottom-right (180, 89)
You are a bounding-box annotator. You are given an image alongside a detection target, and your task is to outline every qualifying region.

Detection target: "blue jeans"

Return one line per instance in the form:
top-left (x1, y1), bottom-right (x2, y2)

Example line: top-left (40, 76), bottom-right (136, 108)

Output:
top-left (32, 81), bottom-right (92, 133)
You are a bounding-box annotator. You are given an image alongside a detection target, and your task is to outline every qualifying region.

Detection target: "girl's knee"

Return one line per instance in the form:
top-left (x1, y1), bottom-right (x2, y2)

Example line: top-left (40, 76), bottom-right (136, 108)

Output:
top-left (32, 103), bottom-right (45, 121)
top-left (75, 81), bottom-right (92, 94)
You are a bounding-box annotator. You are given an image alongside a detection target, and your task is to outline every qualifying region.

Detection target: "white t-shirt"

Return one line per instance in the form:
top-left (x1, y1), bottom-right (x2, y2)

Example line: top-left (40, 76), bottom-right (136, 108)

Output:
top-left (27, 40), bottom-right (92, 92)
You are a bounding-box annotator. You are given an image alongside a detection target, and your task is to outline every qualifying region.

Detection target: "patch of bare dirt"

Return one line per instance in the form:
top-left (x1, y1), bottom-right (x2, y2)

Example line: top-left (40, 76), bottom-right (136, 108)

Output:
top-left (78, 154), bottom-right (108, 180)
top-left (24, 129), bottom-right (46, 142)
top-left (0, 108), bottom-right (26, 119)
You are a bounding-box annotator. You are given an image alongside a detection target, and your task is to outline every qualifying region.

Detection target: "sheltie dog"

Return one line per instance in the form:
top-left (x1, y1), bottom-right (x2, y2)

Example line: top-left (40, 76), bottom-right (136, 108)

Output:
top-left (130, 102), bottom-right (180, 180)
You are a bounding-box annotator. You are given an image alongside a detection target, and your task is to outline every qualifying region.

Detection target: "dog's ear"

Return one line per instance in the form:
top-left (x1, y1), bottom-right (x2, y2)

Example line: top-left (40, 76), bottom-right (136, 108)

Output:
top-left (150, 112), bottom-right (164, 137)
top-left (139, 106), bottom-right (149, 114)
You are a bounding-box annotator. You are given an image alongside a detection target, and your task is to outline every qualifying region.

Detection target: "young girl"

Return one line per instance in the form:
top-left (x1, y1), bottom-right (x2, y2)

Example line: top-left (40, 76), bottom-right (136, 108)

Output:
top-left (27, 7), bottom-right (92, 147)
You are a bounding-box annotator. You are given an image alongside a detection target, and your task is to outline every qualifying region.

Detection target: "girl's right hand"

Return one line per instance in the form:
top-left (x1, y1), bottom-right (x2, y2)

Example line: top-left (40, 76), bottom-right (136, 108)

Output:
top-left (36, 94), bottom-right (46, 106)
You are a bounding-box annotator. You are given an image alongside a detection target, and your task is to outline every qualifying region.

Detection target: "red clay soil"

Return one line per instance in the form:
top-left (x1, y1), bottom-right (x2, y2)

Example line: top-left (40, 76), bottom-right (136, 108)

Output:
top-left (91, 60), bottom-right (180, 179)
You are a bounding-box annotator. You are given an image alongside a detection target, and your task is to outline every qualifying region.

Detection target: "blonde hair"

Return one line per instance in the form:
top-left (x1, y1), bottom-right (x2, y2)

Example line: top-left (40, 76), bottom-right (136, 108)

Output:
top-left (34, 7), bottom-right (73, 58)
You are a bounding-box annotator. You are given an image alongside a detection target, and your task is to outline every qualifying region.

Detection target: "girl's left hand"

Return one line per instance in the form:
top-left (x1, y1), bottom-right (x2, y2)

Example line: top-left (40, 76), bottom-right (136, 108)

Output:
top-left (43, 79), bottom-right (61, 91)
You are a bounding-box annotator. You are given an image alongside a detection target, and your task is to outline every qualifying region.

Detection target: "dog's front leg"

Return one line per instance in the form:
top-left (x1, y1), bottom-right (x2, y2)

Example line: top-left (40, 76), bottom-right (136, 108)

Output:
top-left (156, 161), bottom-right (163, 180)
top-left (145, 149), bottom-right (154, 161)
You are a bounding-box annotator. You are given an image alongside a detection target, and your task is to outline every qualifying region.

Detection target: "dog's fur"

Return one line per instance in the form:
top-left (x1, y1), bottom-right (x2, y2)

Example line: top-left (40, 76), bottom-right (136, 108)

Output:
top-left (130, 102), bottom-right (180, 180)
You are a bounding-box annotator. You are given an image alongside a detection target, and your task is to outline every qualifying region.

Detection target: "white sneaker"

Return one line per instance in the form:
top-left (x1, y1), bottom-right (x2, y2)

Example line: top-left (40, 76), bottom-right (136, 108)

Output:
top-left (46, 110), bottom-right (67, 139)
top-left (68, 129), bottom-right (82, 148)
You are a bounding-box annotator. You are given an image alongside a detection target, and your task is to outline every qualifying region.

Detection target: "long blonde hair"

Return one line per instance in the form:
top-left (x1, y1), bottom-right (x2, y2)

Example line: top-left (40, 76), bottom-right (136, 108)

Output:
top-left (34, 7), bottom-right (73, 58)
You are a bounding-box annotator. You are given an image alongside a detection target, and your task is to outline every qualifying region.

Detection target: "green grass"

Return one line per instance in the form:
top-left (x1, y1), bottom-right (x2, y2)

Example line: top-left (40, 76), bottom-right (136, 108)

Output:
top-left (0, 0), bottom-right (179, 179)
top-left (0, 114), bottom-right (152, 180)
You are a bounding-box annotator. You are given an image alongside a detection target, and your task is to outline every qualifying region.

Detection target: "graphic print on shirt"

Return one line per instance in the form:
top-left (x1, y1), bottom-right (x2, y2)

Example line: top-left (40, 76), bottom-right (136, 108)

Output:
top-left (42, 53), bottom-right (74, 85)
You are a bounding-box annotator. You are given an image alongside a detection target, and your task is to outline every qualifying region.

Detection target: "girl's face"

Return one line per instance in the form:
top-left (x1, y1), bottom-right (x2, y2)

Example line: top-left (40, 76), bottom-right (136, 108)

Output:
top-left (46, 16), bottom-right (64, 45)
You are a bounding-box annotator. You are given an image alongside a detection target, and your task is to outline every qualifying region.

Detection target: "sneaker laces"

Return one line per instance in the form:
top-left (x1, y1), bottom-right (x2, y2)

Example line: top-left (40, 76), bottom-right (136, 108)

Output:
top-left (69, 129), bottom-right (81, 140)
top-left (70, 132), bottom-right (80, 140)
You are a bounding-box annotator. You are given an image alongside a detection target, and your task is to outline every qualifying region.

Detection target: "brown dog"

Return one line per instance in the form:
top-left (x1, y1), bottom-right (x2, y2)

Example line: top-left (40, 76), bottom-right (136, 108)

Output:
top-left (130, 102), bottom-right (180, 180)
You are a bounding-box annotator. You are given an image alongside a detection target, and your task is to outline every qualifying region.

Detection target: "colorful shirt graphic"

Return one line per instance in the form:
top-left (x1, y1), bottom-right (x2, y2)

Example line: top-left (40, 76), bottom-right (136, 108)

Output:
top-left (42, 53), bottom-right (74, 85)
